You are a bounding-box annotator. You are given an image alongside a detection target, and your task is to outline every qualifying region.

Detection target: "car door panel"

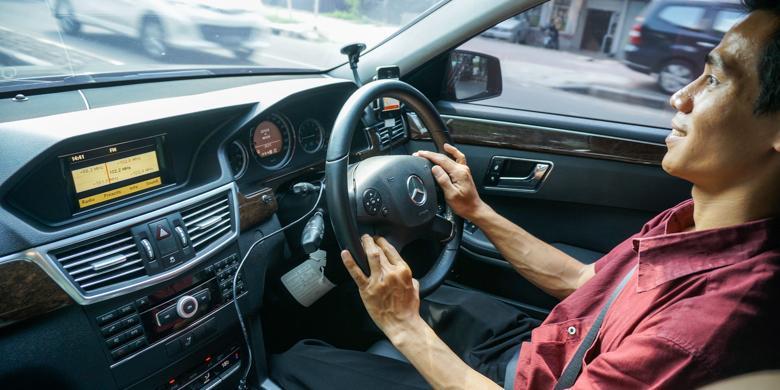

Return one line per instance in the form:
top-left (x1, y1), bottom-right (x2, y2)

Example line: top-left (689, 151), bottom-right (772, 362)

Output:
top-left (409, 102), bottom-right (691, 312)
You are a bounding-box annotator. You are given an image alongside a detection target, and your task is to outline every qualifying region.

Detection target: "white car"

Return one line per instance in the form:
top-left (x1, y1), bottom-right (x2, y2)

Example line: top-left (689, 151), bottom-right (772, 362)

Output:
top-left (52, 0), bottom-right (267, 60)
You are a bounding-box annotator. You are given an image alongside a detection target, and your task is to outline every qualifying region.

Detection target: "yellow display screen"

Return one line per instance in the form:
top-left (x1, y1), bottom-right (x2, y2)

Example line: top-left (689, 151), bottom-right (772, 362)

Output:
top-left (71, 150), bottom-right (160, 194)
top-left (78, 177), bottom-right (162, 208)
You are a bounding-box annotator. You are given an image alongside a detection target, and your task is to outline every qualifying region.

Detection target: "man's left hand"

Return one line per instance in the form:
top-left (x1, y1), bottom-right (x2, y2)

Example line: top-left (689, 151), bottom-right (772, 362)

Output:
top-left (341, 235), bottom-right (421, 338)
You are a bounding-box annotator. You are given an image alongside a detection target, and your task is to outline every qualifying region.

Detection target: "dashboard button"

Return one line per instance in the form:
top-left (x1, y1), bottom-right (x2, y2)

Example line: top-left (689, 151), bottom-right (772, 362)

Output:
top-left (128, 337), bottom-right (147, 352)
top-left (101, 320), bottom-right (124, 336)
top-left (123, 315), bottom-right (140, 328)
top-left (194, 290), bottom-right (211, 306)
top-left (96, 310), bottom-right (118, 325)
top-left (125, 325), bottom-right (144, 340)
top-left (156, 306), bottom-right (178, 326)
top-left (135, 296), bottom-right (150, 309)
top-left (111, 344), bottom-right (131, 360)
top-left (117, 303), bottom-right (135, 316)
top-left (181, 331), bottom-right (196, 350)
top-left (149, 220), bottom-right (178, 256)
top-left (106, 332), bottom-right (129, 348)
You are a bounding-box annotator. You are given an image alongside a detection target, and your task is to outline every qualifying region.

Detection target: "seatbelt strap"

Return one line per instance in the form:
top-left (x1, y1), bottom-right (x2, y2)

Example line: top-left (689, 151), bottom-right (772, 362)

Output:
top-left (554, 266), bottom-right (637, 390)
top-left (503, 346), bottom-right (520, 390)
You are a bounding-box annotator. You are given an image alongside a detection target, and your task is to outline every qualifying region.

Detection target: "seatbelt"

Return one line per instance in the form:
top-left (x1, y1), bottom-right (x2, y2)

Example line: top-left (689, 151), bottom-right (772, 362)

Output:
top-left (554, 266), bottom-right (637, 390)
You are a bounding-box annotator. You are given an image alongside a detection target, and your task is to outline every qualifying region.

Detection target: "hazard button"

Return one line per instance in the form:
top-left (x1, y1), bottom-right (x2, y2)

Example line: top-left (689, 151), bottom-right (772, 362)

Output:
top-left (156, 225), bottom-right (171, 240)
top-left (149, 219), bottom-right (178, 257)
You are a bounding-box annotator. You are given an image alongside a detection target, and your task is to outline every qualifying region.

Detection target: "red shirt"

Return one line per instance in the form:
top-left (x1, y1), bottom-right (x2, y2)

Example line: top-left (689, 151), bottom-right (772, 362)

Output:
top-left (514, 199), bottom-right (780, 389)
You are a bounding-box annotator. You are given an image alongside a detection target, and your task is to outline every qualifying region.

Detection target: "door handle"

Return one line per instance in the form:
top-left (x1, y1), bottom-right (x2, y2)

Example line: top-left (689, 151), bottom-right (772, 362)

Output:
top-left (498, 163), bottom-right (551, 189)
top-left (697, 41), bottom-right (716, 48)
top-left (484, 156), bottom-right (553, 193)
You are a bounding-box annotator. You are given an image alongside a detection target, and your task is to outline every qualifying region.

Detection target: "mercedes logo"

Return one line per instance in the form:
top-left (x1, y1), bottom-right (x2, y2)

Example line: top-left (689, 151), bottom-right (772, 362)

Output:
top-left (406, 175), bottom-right (427, 206)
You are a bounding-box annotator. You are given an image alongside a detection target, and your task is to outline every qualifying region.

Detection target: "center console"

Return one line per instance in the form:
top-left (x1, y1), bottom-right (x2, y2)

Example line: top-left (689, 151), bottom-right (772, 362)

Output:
top-left (87, 244), bottom-right (248, 389)
top-left (25, 183), bottom-right (257, 389)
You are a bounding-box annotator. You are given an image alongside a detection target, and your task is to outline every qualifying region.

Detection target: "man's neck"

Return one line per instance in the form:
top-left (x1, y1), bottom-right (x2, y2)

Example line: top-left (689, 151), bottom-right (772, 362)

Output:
top-left (691, 183), bottom-right (780, 231)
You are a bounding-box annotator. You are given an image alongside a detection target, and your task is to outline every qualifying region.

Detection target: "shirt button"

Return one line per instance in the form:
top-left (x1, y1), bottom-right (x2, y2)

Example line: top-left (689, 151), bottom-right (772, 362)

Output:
top-left (567, 326), bottom-right (577, 335)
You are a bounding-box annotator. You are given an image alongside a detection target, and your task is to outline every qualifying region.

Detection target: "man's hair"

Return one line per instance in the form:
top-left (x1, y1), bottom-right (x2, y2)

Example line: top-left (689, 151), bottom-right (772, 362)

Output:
top-left (742, 0), bottom-right (780, 116)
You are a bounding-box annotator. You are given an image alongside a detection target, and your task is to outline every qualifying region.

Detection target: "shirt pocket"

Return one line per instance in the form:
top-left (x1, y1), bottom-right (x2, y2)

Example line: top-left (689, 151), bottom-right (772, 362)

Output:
top-left (528, 317), bottom-right (596, 376)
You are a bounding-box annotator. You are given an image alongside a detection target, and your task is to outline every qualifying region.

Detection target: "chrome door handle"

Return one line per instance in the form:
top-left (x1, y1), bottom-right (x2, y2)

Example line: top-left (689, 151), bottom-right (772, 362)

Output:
top-left (498, 163), bottom-right (551, 189)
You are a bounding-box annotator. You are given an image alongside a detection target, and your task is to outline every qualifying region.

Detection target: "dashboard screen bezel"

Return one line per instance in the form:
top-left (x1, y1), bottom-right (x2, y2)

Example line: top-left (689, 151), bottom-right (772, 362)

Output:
top-left (60, 135), bottom-right (175, 215)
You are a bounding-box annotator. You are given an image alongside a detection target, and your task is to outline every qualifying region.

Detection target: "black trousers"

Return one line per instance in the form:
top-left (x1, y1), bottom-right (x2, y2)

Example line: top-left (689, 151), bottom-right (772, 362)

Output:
top-left (269, 285), bottom-right (540, 389)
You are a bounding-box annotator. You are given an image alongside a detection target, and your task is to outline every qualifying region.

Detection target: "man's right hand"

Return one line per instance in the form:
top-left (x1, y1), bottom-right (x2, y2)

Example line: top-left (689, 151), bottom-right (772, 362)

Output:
top-left (414, 144), bottom-right (487, 221)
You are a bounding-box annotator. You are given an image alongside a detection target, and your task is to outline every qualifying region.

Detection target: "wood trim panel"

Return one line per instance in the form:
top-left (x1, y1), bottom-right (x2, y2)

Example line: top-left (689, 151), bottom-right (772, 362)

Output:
top-left (409, 115), bottom-right (666, 166)
top-left (238, 187), bottom-right (278, 231)
top-left (0, 260), bottom-right (72, 327)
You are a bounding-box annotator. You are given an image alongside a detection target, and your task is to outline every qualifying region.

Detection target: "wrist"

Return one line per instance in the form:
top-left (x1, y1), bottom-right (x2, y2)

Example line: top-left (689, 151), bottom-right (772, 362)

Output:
top-left (467, 201), bottom-right (494, 225)
top-left (385, 315), bottom-right (427, 346)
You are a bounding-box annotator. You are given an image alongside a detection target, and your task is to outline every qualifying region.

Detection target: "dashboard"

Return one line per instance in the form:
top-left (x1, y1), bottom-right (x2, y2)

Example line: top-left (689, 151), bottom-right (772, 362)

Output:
top-left (0, 73), bottom-right (411, 389)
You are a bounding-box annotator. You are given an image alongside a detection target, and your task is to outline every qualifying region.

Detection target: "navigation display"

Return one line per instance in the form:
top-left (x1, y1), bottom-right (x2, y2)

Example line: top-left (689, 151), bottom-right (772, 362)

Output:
top-left (63, 137), bottom-right (169, 210)
top-left (71, 150), bottom-right (160, 193)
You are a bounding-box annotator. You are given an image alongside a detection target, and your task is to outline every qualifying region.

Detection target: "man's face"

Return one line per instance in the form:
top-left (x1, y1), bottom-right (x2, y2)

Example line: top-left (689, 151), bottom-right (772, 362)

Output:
top-left (662, 11), bottom-right (780, 191)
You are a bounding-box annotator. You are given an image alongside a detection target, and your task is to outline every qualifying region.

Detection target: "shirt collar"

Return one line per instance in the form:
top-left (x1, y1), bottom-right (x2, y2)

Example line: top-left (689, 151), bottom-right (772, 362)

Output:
top-left (634, 200), bottom-right (779, 292)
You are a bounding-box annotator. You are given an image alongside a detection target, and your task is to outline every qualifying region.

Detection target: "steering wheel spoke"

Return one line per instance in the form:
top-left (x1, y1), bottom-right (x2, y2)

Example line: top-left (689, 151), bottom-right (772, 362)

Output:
top-left (424, 213), bottom-right (456, 242)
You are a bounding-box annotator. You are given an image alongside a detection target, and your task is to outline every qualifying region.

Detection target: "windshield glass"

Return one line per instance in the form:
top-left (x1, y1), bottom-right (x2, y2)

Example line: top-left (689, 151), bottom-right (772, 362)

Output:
top-left (0, 0), bottom-right (444, 91)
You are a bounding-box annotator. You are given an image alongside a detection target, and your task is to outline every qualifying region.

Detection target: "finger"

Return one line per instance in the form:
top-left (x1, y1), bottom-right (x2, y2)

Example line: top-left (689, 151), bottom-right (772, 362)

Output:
top-left (361, 234), bottom-right (382, 276)
top-left (415, 150), bottom-right (460, 173)
top-left (432, 165), bottom-right (457, 193)
top-left (375, 236), bottom-right (403, 266)
top-left (341, 250), bottom-right (368, 288)
top-left (443, 143), bottom-right (466, 164)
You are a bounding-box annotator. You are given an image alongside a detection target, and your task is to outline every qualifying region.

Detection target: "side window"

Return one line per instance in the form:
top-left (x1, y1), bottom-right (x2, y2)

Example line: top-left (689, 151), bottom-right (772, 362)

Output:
top-left (658, 6), bottom-right (706, 30)
top-left (451, 1), bottom-right (741, 129)
top-left (713, 10), bottom-right (744, 34)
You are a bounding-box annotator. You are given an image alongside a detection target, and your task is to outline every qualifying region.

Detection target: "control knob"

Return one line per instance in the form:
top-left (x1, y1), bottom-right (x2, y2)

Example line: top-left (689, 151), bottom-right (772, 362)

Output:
top-left (176, 295), bottom-right (199, 319)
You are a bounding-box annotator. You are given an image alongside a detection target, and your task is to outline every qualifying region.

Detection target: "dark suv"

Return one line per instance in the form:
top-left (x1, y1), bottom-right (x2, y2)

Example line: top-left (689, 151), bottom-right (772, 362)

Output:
top-left (622, 0), bottom-right (744, 94)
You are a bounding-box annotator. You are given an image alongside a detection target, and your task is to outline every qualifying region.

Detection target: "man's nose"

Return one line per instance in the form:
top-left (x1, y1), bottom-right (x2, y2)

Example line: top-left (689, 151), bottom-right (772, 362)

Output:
top-left (669, 88), bottom-right (693, 114)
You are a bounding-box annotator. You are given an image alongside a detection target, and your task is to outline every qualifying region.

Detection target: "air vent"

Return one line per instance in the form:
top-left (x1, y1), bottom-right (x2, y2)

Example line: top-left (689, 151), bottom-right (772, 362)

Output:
top-left (53, 232), bottom-right (147, 292)
top-left (375, 117), bottom-right (407, 148)
top-left (182, 193), bottom-right (233, 253)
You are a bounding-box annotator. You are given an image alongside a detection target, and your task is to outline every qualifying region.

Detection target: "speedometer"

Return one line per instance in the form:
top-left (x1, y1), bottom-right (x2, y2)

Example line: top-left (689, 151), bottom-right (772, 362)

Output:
top-left (298, 119), bottom-right (324, 154)
top-left (251, 113), bottom-right (294, 169)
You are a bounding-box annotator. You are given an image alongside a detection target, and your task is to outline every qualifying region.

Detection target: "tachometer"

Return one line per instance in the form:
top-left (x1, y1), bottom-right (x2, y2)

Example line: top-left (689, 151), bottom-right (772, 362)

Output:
top-left (298, 119), bottom-right (324, 154)
top-left (227, 140), bottom-right (248, 179)
top-left (251, 113), bottom-right (294, 169)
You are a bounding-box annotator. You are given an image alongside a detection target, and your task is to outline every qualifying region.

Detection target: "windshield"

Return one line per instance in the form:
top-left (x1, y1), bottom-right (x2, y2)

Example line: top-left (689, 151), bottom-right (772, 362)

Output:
top-left (0, 0), bottom-right (445, 92)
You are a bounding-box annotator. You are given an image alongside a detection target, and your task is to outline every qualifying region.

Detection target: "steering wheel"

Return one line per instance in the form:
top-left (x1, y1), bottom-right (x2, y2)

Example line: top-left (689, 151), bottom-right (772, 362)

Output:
top-left (325, 79), bottom-right (463, 297)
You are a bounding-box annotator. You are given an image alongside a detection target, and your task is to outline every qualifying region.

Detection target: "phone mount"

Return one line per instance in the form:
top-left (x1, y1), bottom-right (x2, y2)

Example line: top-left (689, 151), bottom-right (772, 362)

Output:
top-left (340, 42), bottom-right (367, 87)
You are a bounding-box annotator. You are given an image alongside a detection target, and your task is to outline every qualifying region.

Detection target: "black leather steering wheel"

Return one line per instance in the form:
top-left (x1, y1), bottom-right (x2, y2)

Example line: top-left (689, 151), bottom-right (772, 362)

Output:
top-left (325, 79), bottom-right (463, 297)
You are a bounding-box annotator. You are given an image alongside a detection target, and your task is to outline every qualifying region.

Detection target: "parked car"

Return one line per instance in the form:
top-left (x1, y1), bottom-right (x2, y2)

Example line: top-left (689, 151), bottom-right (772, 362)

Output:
top-left (622, 0), bottom-right (745, 94)
top-left (52, 0), bottom-right (267, 60)
top-left (481, 14), bottom-right (531, 44)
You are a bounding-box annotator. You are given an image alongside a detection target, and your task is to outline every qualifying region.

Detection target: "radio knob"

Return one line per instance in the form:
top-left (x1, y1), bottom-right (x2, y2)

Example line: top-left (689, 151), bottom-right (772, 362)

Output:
top-left (176, 295), bottom-right (199, 319)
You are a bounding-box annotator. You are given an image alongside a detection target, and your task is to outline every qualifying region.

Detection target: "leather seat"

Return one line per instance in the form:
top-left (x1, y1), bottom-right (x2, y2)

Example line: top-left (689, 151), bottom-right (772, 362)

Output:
top-left (366, 339), bottom-right (408, 363)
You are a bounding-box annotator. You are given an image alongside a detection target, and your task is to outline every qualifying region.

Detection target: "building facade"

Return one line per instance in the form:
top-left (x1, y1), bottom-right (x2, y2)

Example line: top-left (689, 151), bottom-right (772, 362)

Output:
top-left (535, 0), bottom-right (651, 57)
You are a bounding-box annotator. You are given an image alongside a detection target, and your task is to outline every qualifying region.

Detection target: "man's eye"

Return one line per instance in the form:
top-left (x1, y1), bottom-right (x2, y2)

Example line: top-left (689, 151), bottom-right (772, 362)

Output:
top-left (707, 75), bottom-right (719, 86)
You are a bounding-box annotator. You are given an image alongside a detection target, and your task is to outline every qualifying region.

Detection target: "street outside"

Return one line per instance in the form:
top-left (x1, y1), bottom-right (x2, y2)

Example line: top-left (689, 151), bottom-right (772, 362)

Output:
top-left (0, 0), bottom-right (673, 129)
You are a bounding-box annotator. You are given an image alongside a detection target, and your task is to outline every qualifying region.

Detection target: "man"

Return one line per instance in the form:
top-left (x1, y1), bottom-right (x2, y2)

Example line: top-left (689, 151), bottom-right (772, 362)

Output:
top-left (270, 1), bottom-right (780, 388)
